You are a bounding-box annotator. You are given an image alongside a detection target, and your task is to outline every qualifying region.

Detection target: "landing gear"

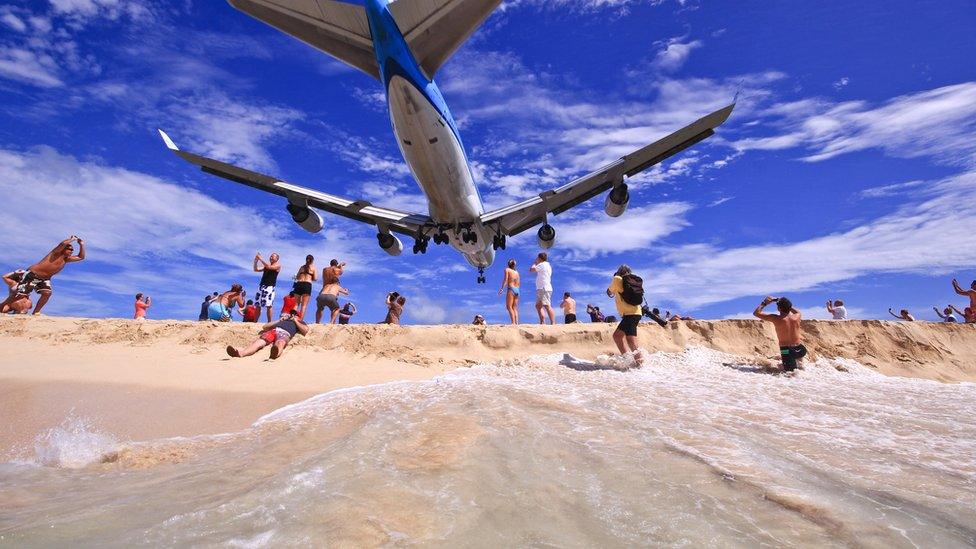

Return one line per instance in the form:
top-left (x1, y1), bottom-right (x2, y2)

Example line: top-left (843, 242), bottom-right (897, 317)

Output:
top-left (461, 230), bottom-right (477, 244)
top-left (432, 232), bottom-right (448, 245)
top-left (412, 236), bottom-right (430, 254)
top-left (492, 234), bottom-right (506, 250)
top-left (477, 267), bottom-right (486, 284)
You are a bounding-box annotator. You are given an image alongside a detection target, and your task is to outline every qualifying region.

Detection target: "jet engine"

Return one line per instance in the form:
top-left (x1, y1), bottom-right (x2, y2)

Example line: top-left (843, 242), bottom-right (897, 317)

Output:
top-left (537, 224), bottom-right (556, 249)
top-left (286, 203), bottom-right (324, 233)
top-left (377, 232), bottom-right (403, 256)
top-left (604, 184), bottom-right (629, 218)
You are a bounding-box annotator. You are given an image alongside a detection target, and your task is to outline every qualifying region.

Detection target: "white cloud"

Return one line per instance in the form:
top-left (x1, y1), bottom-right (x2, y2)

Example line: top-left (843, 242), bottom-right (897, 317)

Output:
top-left (557, 202), bottom-right (693, 258)
top-left (735, 82), bottom-right (976, 167)
top-left (0, 47), bottom-right (63, 87)
top-left (833, 76), bottom-right (850, 90)
top-left (652, 37), bottom-right (702, 72)
top-left (646, 170), bottom-right (976, 308)
top-left (1, 12), bottom-right (27, 32)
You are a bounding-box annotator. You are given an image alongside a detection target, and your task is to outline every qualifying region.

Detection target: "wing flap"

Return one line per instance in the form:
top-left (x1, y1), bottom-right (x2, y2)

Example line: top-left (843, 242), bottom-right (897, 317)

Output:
top-left (228, 0), bottom-right (379, 79)
top-left (158, 130), bottom-right (430, 236)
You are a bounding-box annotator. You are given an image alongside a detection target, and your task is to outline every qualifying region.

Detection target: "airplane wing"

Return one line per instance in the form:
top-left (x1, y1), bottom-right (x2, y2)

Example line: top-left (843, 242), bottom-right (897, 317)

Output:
top-left (157, 130), bottom-right (431, 237)
top-left (228, 0), bottom-right (379, 79)
top-left (388, 0), bottom-right (502, 79)
top-left (480, 103), bottom-right (735, 237)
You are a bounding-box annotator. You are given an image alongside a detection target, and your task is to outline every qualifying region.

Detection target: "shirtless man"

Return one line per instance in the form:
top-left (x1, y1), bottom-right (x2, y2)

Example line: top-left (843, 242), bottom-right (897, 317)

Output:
top-left (0, 236), bottom-right (85, 315)
top-left (952, 279), bottom-right (976, 312)
top-left (753, 296), bottom-right (806, 372)
top-left (227, 310), bottom-right (309, 360)
top-left (253, 252), bottom-right (281, 322)
top-left (559, 292), bottom-right (577, 323)
top-left (207, 284), bottom-right (246, 322)
top-left (2, 270), bottom-right (32, 314)
top-left (316, 259), bottom-right (349, 324)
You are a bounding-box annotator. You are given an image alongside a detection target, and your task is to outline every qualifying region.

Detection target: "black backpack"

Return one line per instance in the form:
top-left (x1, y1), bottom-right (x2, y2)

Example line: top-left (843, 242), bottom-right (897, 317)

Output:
top-left (620, 274), bottom-right (644, 306)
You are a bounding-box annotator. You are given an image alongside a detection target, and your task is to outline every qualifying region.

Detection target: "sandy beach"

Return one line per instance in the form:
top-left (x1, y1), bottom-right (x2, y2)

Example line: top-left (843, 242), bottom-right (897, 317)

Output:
top-left (2, 315), bottom-right (974, 454)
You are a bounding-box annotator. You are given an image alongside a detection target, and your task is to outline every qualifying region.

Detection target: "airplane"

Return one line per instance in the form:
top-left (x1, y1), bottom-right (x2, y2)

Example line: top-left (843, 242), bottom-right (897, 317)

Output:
top-left (159, 0), bottom-right (734, 283)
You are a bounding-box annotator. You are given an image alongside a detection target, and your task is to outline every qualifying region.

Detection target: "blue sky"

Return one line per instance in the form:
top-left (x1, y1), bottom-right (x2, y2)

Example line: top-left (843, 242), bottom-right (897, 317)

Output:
top-left (0, 0), bottom-right (974, 324)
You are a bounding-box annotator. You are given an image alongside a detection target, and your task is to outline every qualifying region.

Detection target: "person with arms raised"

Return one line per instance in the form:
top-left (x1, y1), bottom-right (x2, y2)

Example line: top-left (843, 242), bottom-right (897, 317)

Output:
top-left (754, 296), bottom-right (806, 372)
top-left (529, 252), bottom-right (555, 325)
top-left (0, 235), bottom-right (85, 315)
top-left (253, 252), bottom-right (281, 322)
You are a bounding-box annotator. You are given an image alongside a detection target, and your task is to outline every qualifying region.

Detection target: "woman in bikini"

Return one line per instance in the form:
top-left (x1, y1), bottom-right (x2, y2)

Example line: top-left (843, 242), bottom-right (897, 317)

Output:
top-left (292, 255), bottom-right (316, 319)
top-left (497, 259), bottom-right (520, 324)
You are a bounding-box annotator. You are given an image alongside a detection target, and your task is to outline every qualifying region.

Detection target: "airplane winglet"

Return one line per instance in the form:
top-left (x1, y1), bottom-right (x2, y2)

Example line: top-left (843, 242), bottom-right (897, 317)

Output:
top-left (157, 129), bottom-right (179, 151)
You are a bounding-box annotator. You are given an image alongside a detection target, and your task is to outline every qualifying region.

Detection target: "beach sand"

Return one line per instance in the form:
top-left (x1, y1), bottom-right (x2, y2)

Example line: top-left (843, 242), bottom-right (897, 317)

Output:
top-left (2, 315), bottom-right (974, 453)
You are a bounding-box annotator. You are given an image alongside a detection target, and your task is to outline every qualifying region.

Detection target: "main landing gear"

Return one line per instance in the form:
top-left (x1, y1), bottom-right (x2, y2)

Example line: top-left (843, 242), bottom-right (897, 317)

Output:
top-left (492, 234), bottom-right (506, 250)
top-left (412, 236), bottom-right (430, 254)
top-left (477, 267), bottom-right (486, 284)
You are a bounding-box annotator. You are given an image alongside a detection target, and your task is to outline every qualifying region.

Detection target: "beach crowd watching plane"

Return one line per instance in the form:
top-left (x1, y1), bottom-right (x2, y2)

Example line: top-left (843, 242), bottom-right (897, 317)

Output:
top-left (159, 0), bottom-right (734, 283)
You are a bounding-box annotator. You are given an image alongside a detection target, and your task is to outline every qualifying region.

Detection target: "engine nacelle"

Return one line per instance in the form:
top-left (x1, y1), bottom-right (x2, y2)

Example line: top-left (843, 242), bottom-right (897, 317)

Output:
top-left (286, 204), bottom-right (324, 233)
top-left (377, 232), bottom-right (403, 256)
top-left (537, 224), bottom-right (556, 249)
top-left (604, 184), bottom-right (629, 218)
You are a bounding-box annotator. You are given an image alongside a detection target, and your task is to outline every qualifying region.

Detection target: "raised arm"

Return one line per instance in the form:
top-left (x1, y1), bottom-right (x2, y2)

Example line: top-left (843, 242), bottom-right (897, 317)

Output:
top-left (950, 305), bottom-right (965, 316)
top-left (253, 254), bottom-right (265, 272)
top-left (753, 296), bottom-right (779, 321)
top-left (260, 318), bottom-right (280, 331)
top-left (826, 300), bottom-right (835, 313)
top-left (887, 308), bottom-right (901, 319)
top-left (68, 238), bottom-right (85, 261)
top-left (294, 318), bottom-right (310, 336)
top-left (952, 279), bottom-right (966, 295)
top-left (933, 307), bottom-right (946, 319)
top-left (2, 272), bottom-right (16, 288)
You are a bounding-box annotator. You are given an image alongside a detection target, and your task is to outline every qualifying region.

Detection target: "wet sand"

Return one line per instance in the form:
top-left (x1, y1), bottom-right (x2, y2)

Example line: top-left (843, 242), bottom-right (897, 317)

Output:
top-left (2, 315), bottom-right (974, 453)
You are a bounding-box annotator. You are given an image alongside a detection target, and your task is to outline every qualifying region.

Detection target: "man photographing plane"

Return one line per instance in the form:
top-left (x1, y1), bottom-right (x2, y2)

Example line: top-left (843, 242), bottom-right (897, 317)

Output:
top-left (0, 236), bottom-right (85, 315)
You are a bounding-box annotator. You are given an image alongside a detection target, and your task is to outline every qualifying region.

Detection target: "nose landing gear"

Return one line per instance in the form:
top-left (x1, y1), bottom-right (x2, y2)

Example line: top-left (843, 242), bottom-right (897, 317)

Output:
top-left (477, 267), bottom-right (486, 284)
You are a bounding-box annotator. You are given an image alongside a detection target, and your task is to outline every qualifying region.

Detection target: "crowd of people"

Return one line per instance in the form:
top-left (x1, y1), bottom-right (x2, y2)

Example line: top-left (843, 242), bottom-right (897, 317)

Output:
top-left (4, 237), bottom-right (974, 370)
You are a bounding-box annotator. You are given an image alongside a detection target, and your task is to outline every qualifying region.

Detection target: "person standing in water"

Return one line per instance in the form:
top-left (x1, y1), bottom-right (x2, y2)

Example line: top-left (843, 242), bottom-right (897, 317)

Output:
top-left (1, 235), bottom-right (85, 315)
top-left (529, 252), bottom-right (555, 325)
top-left (133, 293), bottom-right (151, 320)
top-left (292, 255), bottom-right (316, 319)
top-left (607, 265), bottom-right (644, 365)
top-left (560, 292), bottom-right (577, 324)
top-left (316, 259), bottom-right (348, 324)
top-left (498, 259), bottom-right (520, 324)
top-left (754, 296), bottom-right (806, 372)
top-left (253, 252), bottom-right (281, 322)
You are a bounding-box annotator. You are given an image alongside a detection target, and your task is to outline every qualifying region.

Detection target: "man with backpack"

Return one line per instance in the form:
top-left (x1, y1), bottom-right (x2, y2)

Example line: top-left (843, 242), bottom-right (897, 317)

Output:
top-left (607, 264), bottom-right (645, 365)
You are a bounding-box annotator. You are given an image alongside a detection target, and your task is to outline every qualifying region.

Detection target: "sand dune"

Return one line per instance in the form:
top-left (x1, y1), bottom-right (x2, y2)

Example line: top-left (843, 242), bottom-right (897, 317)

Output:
top-left (2, 316), bottom-right (974, 452)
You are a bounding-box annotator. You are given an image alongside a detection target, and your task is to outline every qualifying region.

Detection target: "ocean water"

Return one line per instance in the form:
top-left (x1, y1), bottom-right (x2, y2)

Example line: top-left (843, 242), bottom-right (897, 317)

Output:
top-left (1, 348), bottom-right (974, 547)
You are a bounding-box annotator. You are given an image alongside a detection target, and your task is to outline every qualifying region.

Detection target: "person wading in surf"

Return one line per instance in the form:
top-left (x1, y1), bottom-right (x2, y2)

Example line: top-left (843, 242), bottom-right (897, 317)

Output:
top-left (754, 296), bottom-right (806, 372)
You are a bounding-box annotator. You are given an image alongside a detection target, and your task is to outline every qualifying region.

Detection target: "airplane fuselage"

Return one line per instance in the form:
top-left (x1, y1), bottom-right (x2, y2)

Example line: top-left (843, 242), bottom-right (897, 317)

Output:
top-left (365, 0), bottom-right (494, 268)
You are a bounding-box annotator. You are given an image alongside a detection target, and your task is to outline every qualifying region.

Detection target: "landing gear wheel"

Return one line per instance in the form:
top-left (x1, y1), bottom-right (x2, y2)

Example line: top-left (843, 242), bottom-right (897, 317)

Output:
top-left (412, 237), bottom-right (429, 254)
top-left (462, 230), bottom-right (477, 244)
top-left (492, 234), bottom-right (507, 250)
top-left (477, 267), bottom-right (486, 284)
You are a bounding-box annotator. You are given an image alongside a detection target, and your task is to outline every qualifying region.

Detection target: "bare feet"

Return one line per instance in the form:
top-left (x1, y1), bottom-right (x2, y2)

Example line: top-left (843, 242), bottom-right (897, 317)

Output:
top-left (226, 346), bottom-right (240, 358)
top-left (270, 345), bottom-right (281, 360)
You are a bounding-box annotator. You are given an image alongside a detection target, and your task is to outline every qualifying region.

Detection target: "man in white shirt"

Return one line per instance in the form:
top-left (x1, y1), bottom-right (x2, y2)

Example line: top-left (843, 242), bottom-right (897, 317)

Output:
top-left (529, 252), bottom-right (555, 325)
top-left (826, 299), bottom-right (848, 320)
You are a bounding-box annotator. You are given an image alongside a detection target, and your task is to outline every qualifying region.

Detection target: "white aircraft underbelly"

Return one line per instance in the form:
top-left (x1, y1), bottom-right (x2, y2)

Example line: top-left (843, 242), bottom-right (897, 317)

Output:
top-left (387, 76), bottom-right (481, 223)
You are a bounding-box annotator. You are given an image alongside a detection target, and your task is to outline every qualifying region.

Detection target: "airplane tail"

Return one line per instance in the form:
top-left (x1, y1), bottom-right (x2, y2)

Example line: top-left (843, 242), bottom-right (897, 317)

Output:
top-left (228, 0), bottom-right (502, 81)
top-left (228, 0), bottom-right (380, 79)
top-left (387, 0), bottom-right (502, 78)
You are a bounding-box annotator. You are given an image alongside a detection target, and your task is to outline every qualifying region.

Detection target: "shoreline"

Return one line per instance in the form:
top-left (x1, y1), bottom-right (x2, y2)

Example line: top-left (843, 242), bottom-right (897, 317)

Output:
top-left (3, 316), bottom-right (975, 455)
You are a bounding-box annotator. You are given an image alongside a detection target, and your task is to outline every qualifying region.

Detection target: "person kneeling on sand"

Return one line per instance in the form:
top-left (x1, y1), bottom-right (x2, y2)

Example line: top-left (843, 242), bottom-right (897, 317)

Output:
top-left (208, 284), bottom-right (245, 322)
top-left (754, 296), bottom-right (806, 372)
top-left (607, 265), bottom-right (645, 366)
top-left (887, 308), bottom-right (915, 321)
top-left (227, 310), bottom-right (309, 360)
top-left (383, 292), bottom-right (406, 324)
top-left (2, 270), bottom-right (32, 314)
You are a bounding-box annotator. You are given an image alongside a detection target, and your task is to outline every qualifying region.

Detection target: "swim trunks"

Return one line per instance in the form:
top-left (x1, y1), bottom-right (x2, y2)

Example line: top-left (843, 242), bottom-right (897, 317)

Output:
top-left (13, 270), bottom-right (52, 296)
top-left (260, 327), bottom-right (291, 345)
top-left (616, 314), bottom-right (641, 337)
top-left (207, 301), bottom-right (231, 322)
top-left (292, 281), bottom-right (313, 296)
top-left (255, 285), bottom-right (276, 308)
top-left (536, 289), bottom-right (552, 306)
top-left (780, 344), bottom-right (808, 372)
top-left (565, 313), bottom-right (577, 324)
top-left (316, 293), bottom-right (340, 312)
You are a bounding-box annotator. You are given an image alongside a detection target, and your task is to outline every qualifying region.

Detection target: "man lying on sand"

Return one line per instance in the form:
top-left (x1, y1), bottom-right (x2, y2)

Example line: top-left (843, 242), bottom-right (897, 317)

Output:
top-left (2, 270), bottom-right (32, 314)
top-left (227, 310), bottom-right (309, 360)
top-left (754, 296), bottom-right (806, 372)
top-left (0, 236), bottom-right (85, 315)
